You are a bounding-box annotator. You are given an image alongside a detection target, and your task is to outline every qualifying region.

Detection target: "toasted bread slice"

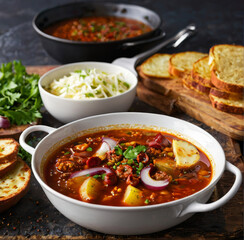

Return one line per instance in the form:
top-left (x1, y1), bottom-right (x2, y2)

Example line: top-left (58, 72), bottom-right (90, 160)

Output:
top-left (169, 51), bottom-right (208, 78)
top-left (210, 87), bottom-right (243, 101)
top-left (183, 74), bottom-right (211, 95)
top-left (0, 138), bottom-right (19, 164)
top-left (0, 157), bottom-right (31, 213)
top-left (192, 56), bottom-right (212, 87)
top-left (209, 94), bottom-right (244, 114)
top-left (0, 159), bottom-right (17, 178)
top-left (209, 44), bottom-right (244, 93)
top-left (141, 53), bottom-right (172, 78)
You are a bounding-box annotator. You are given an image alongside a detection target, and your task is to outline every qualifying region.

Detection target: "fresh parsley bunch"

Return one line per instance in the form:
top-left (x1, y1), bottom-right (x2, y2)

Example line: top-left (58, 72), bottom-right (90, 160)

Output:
top-left (0, 61), bottom-right (42, 125)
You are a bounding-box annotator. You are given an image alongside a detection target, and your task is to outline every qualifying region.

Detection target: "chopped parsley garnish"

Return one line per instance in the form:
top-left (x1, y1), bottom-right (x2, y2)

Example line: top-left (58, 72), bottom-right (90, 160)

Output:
top-left (123, 145), bottom-right (147, 159)
top-left (86, 147), bottom-right (93, 152)
top-left (114, 146), bottom-right (123, 156)
top-left (144, 199), bottom-right (150, 204)
top-left (93, 173), bottom-right (106, 180)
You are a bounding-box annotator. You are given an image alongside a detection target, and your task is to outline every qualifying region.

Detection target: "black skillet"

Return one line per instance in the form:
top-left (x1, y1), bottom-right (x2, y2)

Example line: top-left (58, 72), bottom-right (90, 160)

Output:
top-left (33, 2), bottom-right (165, 63)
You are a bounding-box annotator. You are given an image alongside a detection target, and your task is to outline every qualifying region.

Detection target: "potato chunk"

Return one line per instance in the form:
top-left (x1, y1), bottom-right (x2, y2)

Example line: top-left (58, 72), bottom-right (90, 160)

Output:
top-left (79, 177), bottom-right (102, 201)
top-left (123, 185), bottom-right (143, 206)
top-left (154, 157), bottom-right (176, 176)
top-left (172, 140), bottom-right (200, 168)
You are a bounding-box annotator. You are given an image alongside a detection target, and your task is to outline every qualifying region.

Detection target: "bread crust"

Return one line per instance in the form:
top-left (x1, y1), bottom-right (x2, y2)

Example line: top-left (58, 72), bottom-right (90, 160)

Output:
top-left (0, 138), bottom-right (19, 164)
top-left (169, 52), bottom-right (207, 78)
top-left (209, 94), bottom-right (244, 114)
top-left (211, 70), bottom-right (244, 93)
top-left (168, 63), bottom-right (186, 78)
top-left (191, 56), bottom-right (213, 87)
top-left (0, 157), bottom-right (31, 213)
top-left (209, 44), bottom-right (244, 93)
top-left (210, 87), bottom-right (243, 100)
top-left (183, 75), bottom-right (211, 95)
top-left (141, 53), bottom-right (172, 78)
top-left (0, 159), bottom-right (17, 177)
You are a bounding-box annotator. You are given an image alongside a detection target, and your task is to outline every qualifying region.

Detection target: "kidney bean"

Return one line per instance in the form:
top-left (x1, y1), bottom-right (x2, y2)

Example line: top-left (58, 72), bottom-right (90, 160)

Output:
top-left (86, 156), bottom-right (101, 168)
top-left (104, 173), bottom-right (117, 186)
top-left (137, 152), bottom-right (149, 164)
top-left (126, 174), bottom-right (140, 187)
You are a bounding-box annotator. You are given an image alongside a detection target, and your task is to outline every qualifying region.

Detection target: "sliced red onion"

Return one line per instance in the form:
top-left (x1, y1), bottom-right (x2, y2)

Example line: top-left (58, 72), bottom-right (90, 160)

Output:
top-left (102, 137), bottom-right (117, 150)
top-left (140, 166), bottom-right (169, 190)
top-left (95, 142), bottom-right (110, 156)
top-left (70, 167), bottom-right (113, 179)
top-left (0, 116), bottom-right (10, 128)
top-left (95, 137), bottom-right (117, 156)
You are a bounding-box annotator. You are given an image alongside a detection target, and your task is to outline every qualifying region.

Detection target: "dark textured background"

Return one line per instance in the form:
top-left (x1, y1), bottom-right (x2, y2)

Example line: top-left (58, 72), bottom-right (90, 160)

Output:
top-left (0, 0), bottom-right (243, 239)
top-left (0, 0), bottom-right (243, 65)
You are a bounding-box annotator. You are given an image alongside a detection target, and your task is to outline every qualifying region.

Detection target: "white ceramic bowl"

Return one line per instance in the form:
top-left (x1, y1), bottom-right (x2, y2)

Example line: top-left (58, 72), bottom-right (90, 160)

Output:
top-left (39, 62), bottom-right (137, 123)
top-left (19, 113), bottom-right (242, 235)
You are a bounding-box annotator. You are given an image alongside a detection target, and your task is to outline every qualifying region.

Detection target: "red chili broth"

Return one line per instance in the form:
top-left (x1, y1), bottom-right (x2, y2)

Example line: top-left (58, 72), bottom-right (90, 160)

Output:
top-left (43, 16), bottom-right (152, 42)
top-left (43, 129), bottom-right (212, 206)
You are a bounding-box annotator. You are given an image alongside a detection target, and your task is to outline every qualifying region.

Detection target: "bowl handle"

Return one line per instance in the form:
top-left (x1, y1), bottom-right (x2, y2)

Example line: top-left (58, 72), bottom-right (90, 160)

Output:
top-left (178, 161), bottom-right (242, 217)
top-left (19, 125), bottom-right (56, 155)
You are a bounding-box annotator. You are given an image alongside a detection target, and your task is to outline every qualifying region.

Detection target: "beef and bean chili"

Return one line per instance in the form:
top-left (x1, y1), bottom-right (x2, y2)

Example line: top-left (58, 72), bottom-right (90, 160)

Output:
top-left (44, 129), bottom-right (212, 206)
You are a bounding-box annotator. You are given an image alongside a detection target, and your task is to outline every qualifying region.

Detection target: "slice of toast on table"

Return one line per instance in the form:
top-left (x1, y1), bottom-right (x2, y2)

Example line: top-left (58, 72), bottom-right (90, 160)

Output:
top-left (0, 138), bottom-right (19, 164)
top-left (169, 51), bottom-right (208, 78)
top-left (0, 157), bottom-right (31, 213)
top-left (192, 56), bottom-right (213, 87)
top-left (209, 44), bottom-right (244, 93)
top-left (141, 53), bottom-right (172, 78)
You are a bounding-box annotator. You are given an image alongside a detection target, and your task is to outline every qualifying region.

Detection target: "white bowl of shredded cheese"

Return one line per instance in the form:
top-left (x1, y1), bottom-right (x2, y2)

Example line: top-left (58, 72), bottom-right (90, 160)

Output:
top-left (39, 62), bottom-right (137, 123)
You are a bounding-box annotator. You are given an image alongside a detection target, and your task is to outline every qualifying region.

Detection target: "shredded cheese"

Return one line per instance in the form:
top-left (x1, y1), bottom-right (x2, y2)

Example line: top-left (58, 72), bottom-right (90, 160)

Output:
top-left (46, 68), bottom-right (131, 99)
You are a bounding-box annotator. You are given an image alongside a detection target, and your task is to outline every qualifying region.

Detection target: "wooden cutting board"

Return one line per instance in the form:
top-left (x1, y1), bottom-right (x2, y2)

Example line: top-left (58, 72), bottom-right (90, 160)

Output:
top-left (136, 67), bottom-right (244, 141)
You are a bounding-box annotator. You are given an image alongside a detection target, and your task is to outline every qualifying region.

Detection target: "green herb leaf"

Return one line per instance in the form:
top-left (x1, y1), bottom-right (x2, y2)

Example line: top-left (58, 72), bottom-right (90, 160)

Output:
top-left (127, 159), bottom-right (134, 165)
top-left (101, 173), bottom-right (106, 180)
top-left (114, 146), bottom-right (123, 156)
top-left (86, 147), bottom-right (93, 152)
top-left (144, 199), bottom-right (150, 204)
top-left (138, 162), bottom-right (144, 170)
top-left (64, 151), bottom-right (70, 155)
top-left (0, 61), bottom-right (42, 125)
top-left (93, 174), bottom-right (100, 179)
top-left (18, 147), bottom-right (31, 164)
top-left (123, 145), bottom-right (147, 159)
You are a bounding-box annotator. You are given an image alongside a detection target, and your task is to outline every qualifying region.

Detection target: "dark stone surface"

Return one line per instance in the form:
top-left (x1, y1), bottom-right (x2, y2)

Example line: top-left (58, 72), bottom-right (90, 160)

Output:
top-left (0, 0), bottom-right (243, 65)
top-left (0, 0), bottom-right (243, 239)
